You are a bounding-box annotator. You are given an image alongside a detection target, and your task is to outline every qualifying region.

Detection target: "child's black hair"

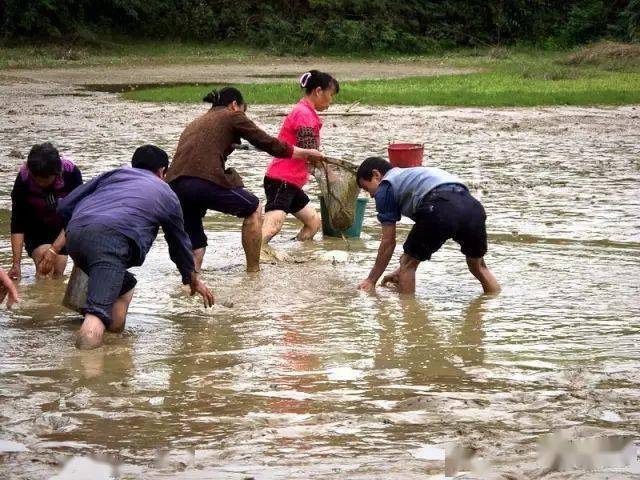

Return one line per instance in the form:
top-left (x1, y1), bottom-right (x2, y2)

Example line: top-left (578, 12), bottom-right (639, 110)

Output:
top-left (299, 70), bottom-right (340, 94)
top-left (356, 157), bottom-right (393, 185)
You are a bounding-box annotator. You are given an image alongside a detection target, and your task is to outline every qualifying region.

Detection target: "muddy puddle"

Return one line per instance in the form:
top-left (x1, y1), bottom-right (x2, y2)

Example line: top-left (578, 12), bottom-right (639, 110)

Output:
top-left (83, 83), bottom-right (224, 94)
top-left (0, 80), bottom-right (639, 479)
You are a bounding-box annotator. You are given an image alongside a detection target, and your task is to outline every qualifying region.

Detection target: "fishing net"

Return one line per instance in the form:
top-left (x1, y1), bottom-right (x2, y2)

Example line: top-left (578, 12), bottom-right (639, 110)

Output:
top-left (313, 158), bottom-right (360, 231)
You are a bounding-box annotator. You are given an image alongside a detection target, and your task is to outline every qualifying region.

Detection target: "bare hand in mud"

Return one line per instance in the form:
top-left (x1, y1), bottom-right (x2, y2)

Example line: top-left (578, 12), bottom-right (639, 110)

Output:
top-left (8, 264), bottom-right (21, 280)
top-left (0, 270), bottom-right (19, 309)
top-left (36, 250), bottom-right (56, 277)
top-left (358, 278), bottom-right (376, 291)
top-left (381, 272), bottom-right (400, 287)
top-left (190, 276), bottom-right (214, 307)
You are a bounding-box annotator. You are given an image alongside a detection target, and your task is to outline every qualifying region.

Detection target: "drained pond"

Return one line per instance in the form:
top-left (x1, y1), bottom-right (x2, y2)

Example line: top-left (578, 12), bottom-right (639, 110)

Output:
top-left (0, 80), bottom-right (639, 478)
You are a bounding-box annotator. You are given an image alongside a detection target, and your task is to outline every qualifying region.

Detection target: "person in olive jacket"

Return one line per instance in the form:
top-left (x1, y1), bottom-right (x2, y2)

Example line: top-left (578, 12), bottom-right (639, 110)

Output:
top-left (165, 87), bottom-right (322, 273)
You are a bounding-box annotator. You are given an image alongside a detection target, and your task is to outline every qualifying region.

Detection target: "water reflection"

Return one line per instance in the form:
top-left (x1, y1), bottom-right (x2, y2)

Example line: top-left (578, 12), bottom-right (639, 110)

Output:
top-left (373, 295), bottom-right (490, 388)
top-left (0, 81), bottom-right (638, 478)
top-left (451, 295), bottom-right (488, 367)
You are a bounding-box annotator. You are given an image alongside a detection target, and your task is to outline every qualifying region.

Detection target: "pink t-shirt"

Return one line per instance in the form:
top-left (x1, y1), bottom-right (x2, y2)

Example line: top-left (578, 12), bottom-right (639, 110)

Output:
top-left (265, 98), bottom-right (322, 188)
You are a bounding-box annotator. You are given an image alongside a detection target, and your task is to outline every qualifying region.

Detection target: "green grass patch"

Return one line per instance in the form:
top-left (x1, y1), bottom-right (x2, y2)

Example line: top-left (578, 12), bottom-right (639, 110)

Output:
top-left (3, 40), bottom-right (640, 107)
top-left (118, 45), bottom-right (640, 107)
top-left (123, 69), bottom-right (640, 107)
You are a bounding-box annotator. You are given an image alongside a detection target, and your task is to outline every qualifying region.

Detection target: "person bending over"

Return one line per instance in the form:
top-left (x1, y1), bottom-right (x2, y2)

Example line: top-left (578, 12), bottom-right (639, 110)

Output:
top-left (10, 142), bottom-right (82, 279)
top-left (57, 145), bottom-right (214, 350)
top-left (356, 157), bottom-right (500, 295)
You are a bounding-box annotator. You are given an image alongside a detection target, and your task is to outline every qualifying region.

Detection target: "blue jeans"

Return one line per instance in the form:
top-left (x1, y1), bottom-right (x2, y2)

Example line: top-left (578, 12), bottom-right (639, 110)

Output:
top-left (66, 225), bottom-right (137, 327)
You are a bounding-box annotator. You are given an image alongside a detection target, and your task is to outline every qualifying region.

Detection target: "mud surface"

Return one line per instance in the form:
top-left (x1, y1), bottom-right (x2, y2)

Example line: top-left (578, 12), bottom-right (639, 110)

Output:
top-left (0, 78), bottom-right (639, 479)
top-left (0, 60), bottom-right (474, 86)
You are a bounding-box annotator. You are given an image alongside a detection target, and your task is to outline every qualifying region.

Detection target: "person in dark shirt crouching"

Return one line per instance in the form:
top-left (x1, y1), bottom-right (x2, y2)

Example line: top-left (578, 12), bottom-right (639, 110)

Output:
top-left (57, 145), bottom-right (214, 349)
top-left (356, 157), bottom-right (500, 295)
top-left (9, 142), bottom-right (83, 279)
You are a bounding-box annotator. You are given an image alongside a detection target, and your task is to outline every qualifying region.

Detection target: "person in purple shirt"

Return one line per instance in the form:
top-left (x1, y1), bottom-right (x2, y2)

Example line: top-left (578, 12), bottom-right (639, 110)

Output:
top-left (9, 142), bottom-right (83, 279)
top-left (356, 157), bottom-right (500, 295)
top-left (56, 145), bottom-right (214, 350)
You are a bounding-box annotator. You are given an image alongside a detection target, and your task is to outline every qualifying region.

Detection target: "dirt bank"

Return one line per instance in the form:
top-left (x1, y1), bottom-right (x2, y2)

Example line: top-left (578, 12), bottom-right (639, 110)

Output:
top-left (0, 59), bottom-right (475, 87)
top-left (0, 67), bottom-right (638, 479)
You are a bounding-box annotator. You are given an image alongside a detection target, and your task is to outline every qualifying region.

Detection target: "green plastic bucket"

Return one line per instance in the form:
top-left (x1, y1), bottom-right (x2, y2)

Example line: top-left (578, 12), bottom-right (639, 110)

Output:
top-left (320, 196), bottom-right (368, 238)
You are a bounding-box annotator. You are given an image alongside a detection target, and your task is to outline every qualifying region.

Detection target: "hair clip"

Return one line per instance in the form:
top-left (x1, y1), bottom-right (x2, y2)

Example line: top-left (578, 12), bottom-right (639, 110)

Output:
top-left (299, 72), bottom-right (312, 88)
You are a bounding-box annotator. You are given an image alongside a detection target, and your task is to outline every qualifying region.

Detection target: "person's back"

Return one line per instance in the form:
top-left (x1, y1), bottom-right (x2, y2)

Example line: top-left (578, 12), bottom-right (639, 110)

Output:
top-left (67, 167), bottom-right (169, 249)
top-left (65, 167), bottom-right (178, 264)
top-left (166, 96), bottom-right (294, 190)
top-left (58, 145), bottom-right (213, 350)
top-left (167, 108), bottom-right (244, 189)
top-left (380, 166), bottom-right (463, 220)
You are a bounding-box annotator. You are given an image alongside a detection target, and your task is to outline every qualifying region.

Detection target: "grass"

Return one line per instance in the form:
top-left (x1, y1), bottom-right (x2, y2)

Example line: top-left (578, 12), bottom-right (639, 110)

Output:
top-left (2, 39), bottom-right (640, 107)
top-left (122, 47), bottom-right (640, 107)
top-left (0, 40), bottom-right (267, 69)
top-left (0, 38), bottom-right (460, 69)
top-left (121, 73), bottom-right (640, 107)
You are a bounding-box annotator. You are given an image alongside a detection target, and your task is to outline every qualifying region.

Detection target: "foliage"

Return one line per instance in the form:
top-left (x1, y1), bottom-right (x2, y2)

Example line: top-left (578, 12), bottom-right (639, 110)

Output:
top-left (1, 1), bottom-right (639, 52)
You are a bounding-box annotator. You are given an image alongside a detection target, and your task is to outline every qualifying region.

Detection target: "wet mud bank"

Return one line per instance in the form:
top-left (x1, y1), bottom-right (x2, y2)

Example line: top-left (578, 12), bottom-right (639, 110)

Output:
top-left (0, 77), bottom-right (639, 479)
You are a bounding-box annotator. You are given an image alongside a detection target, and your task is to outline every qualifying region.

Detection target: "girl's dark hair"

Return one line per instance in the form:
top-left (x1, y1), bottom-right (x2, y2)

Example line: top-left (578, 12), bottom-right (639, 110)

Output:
top-left (299, 70), bottom-right (340, 94)
top-left (27, 142), bottom-right (62, 178)
top-left (356, 157), bottom-right (393, 185)
top-left (203, 87), bottom-right (244, 107)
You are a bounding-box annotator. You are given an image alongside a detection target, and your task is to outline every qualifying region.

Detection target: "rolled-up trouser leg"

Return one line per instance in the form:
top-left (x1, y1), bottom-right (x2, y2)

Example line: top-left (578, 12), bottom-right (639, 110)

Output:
top-left (66, 225), bottom-right (137, 328)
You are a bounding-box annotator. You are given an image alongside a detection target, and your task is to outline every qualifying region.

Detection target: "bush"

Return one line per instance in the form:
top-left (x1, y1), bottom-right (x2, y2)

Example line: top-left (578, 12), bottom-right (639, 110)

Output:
top-left (1, 0), bottom-right (639, 53)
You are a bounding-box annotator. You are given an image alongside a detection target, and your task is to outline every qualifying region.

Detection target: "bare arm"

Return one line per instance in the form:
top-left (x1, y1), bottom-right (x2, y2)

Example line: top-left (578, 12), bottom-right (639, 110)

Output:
top-left (359, 224), bottom-right (397, 290)
top-left (10, 175), bottom-right (27, 279)
top-left (51, 229), bottom-right (66, 253)
top-left (9, 234), bottom-right (24, 279)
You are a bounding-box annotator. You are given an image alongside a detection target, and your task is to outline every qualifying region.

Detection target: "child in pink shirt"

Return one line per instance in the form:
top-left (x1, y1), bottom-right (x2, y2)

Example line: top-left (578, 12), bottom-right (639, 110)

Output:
top-left (262, 70), bottom-right (339, 246)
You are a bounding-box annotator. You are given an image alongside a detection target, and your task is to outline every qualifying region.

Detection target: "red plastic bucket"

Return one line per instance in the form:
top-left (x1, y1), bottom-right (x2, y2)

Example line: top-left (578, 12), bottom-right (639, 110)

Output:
top-left (387, 143), bottom-right (424, 168)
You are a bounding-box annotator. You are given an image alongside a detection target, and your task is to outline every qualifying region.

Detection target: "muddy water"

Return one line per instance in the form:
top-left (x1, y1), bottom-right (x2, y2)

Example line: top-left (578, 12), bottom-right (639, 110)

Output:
top-left (0, 80), bottom-right (639, 479)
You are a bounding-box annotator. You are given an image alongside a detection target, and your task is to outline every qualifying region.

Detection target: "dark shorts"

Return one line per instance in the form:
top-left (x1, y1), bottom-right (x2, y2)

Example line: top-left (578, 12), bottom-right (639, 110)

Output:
top-left (170, 176), bottom-right (260, 250)
top-left (25, 229), bottom-right (68, 257)
top-left (403, 185), bottom-right (488, 262)
top-left (66, 224), bottom-right (137, 328)
top-left (263, 177), bottom-right (310, 214)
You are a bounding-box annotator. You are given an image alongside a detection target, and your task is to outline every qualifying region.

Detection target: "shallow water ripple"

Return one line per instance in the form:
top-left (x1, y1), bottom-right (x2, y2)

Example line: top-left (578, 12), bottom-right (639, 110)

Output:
top-left (0, 82), bottom-right (638, 478)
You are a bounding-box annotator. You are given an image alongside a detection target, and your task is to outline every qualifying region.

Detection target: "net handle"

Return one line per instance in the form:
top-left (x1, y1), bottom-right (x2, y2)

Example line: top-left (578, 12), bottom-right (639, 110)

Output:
top-left (321, 156), bottom-right (358, 174)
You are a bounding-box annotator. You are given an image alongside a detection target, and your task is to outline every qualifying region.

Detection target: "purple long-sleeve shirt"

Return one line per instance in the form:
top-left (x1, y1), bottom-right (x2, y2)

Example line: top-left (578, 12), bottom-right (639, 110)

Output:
top-left (57, 167), bottom-right (195, 284)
